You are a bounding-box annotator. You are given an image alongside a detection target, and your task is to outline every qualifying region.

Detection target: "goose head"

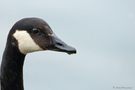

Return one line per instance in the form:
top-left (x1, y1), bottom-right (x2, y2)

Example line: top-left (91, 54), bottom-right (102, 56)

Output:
top-left (8, 18), bottom-right (76, 55)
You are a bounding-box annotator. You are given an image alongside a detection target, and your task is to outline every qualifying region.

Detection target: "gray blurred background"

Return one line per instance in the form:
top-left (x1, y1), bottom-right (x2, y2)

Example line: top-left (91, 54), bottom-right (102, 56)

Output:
top-left (0, 0), bottom-right (135, 90)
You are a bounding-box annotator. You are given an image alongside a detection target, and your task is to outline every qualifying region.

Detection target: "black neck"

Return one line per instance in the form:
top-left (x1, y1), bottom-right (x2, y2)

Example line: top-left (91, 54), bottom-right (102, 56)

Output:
top-left (1, 42), bottom-right (26, 90)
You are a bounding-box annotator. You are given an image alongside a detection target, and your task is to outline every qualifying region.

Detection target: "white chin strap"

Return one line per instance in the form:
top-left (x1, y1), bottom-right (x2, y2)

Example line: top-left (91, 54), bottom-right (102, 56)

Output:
top-left (13, 30), bottom-right (43, 54)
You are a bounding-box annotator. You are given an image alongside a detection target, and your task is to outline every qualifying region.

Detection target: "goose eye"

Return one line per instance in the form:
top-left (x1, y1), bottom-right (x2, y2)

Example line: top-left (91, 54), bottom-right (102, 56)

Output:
top-left (32, 28), bottom-right (40, 34)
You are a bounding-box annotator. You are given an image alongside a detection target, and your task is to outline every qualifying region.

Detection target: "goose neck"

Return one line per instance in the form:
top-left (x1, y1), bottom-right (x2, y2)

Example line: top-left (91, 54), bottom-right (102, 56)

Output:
top-left (1, 43), bottom-right (26, 90)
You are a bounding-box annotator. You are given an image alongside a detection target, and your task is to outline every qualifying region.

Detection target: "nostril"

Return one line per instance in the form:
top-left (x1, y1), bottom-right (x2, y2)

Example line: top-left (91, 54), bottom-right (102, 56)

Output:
top-left (56, 42), bottom-right (63, 46)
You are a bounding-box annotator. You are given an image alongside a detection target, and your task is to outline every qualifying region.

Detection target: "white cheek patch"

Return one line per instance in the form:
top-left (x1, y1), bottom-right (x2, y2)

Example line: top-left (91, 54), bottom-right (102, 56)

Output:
top-left (13, 30), bottom-right (43, 54)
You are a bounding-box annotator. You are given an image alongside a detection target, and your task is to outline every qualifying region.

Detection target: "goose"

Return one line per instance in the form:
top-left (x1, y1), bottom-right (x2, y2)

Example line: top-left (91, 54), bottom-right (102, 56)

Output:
top-left (0, 17), bottom-right (76, 90)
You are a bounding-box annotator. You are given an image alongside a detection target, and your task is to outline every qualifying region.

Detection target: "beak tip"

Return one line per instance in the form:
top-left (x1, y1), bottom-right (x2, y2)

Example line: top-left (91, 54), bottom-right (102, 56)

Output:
top-left (67, 48), bottom-right (77, 55)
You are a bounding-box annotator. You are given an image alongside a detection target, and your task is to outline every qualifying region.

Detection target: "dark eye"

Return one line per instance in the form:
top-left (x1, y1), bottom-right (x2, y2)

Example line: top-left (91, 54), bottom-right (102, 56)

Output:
top-left (32, 28), bottom-right (40, 34)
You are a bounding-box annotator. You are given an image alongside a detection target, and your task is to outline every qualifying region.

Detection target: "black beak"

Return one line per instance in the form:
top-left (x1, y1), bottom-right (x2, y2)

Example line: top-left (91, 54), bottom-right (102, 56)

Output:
top-left (48, 34), bottom-right (76, 55)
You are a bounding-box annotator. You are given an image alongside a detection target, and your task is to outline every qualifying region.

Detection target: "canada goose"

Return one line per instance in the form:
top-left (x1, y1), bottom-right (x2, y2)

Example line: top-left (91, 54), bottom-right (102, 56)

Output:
top-left (0, 17), bottom-right (76, 90)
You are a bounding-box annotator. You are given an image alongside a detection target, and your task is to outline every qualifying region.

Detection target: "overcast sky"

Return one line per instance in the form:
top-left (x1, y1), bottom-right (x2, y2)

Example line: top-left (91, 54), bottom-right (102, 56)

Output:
top-left (0, 0), bottom-right (135, 90)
